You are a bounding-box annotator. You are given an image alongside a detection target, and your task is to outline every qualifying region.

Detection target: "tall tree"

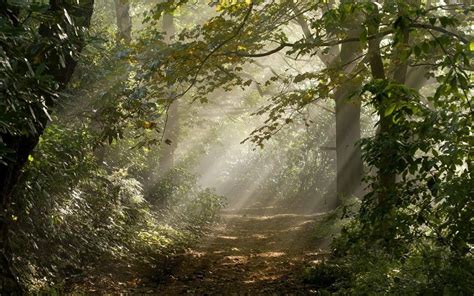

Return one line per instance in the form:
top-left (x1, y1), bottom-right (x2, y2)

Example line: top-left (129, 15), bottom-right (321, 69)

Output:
top-left (0, 0), bottom-right (94, 291)
top-left (92, 0), bottom-right (132, 165)
top-left (136, 0), bottom-right (471, 217)
top-left (333, 10), bottom-right (365, 203)
top-left (366, 0), bottom-right (418, 208)
top-left (114, 0), bottom-right (132, 44)
top-left (291, 0), bottom-right (364, 205)
top-left (158, 12), bottom-right (179, 175)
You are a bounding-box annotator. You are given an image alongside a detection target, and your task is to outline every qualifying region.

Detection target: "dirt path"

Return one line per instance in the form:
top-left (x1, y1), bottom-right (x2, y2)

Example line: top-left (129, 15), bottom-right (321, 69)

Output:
top-left (151, 207), bottom-right (330, 295)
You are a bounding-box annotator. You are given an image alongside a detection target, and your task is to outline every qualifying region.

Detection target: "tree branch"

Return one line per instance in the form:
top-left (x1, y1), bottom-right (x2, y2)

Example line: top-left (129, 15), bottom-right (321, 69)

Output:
top-left (227, 29), bottom-right (394, 58)
top-left (178, 3), bottom-right (253, 99)
top-left (411, 23), bottom-right (469, 44)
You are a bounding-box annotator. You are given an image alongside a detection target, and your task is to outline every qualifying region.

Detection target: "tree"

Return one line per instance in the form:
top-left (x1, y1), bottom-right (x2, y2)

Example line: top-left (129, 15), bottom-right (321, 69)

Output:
top-left (359, 0), bottom-right (471, 240)
top-left (0, 0), bottom-right (94, 291)
top-left (135, 4), bottom-right (472, 292)
top-left (114, 0), bottom-right (132, 44)
top-left (158, 12), bottom-right (180, 176)
top-left (91, 0), bottom-right (132, 165)
top-left (291, 0), bottom-right (364, 204)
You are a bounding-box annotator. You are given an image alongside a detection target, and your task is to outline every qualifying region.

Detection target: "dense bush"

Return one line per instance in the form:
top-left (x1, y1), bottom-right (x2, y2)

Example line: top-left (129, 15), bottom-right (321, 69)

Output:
top-left (305, 56), bottom-right (473, 296)
top-left (9, 121), bottom-right (224, 291)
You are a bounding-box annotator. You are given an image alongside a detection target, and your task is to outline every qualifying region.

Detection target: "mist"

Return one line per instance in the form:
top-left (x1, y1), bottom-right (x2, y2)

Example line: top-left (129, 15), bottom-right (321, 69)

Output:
top-left (0, 0), bottom-right (471, 294)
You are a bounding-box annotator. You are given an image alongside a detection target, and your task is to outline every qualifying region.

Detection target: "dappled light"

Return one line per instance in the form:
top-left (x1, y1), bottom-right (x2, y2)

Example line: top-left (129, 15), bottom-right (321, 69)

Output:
top-left (149, 207), bottom-right (329, 294)
top-left (0, 0), bottom-right (472, 294)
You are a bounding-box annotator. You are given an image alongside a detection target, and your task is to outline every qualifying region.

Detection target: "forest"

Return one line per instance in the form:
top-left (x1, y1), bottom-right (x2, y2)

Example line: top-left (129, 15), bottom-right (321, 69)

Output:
top-left (0, 0), bottom-right (472, 294)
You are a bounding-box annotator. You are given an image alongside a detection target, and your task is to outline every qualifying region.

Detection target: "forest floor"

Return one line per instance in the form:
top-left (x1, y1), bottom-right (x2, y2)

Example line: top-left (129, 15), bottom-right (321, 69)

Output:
top-left (153, 206), bottom-right (330, 295)
top-left (70, 206), bottom-right (331, 295)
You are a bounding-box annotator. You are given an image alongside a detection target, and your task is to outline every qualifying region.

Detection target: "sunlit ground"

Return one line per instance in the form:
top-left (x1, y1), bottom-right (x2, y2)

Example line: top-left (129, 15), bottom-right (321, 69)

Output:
top-left (150, 206), bottom-right (330, 295)
top-left (129, 100), bottom-right (338, 293)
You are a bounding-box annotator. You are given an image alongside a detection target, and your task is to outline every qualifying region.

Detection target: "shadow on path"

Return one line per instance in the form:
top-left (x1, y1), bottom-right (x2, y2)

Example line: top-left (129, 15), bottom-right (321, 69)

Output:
top-left (152, 206), bottom-right (330, 295)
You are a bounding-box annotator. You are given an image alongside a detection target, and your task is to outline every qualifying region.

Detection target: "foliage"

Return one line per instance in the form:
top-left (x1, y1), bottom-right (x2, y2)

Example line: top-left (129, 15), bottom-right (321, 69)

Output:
top-left (4, 1), bottom-right (225, 291)
top-left (0, 0), bottom-right (93, 163)
top-left (220, 111), bottom-right (337, 209)
top-left (1, 0), bottom-right (472, 293)
top-left (141, 0), bottom-right (471, 294)
top-left (0, 2), bottom-right (51, 163)
top-left (298, 2), bottom-right (473, 294)
top-left (10, 119), bottom-right (224, 291)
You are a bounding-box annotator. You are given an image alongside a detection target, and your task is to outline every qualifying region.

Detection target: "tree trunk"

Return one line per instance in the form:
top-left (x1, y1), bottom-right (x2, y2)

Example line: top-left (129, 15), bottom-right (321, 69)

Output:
top-left (93, 0), bottom-right (132, 166)
top-left (367, 2), bottom-right (414, 205)
top-left (291, 1), bottom-right (364, 206)
top-left (114, 0), bottom-right (132, 44)
top-left (158, 13), bottom-right (179, 176)
top-left (335, 30), bottom-right (364, 202)
top-left (0, 1), bottom-right (94, 292)
top-left (367, 9), bottom-right (392, 206)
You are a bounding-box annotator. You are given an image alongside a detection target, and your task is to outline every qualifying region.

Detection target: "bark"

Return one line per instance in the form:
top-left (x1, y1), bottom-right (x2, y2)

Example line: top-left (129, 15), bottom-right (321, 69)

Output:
top-left (367, 8), bottom-right (391, 206)
top-left (368, 2), bottom-right (416, 206)
top-left (335, 35), bottom-right (364, 201)
top-left (158, 13), bottom-right (179, 176)
top-left (292, 1), bottom-right (363, 205)
top-left (114, 0), bottom-right (132, 44)
top-left (0, 1), bottom-right (94, 292)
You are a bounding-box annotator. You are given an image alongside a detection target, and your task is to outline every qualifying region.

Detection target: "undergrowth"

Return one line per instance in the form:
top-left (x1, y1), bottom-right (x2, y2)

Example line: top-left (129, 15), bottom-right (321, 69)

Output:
top-left (10, 123), bottom-right (225, 292)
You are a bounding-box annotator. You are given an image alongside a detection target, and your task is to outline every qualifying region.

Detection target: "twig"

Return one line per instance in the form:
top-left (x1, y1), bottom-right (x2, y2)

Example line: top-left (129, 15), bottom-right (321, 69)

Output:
top-left (178, 3), bottom-right (254, 100)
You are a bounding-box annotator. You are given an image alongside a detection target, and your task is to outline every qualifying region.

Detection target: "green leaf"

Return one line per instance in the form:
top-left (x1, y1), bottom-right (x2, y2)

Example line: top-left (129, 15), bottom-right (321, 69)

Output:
top-left (359, 27), bottom-right (368, 45)
top-left (414, 45), bottom-right (421, 57)
top-left (384, 104), bottom-right (396, 117)
top-left (439, 16), bottom-right (449, 27)
top-left (243, 79), bottom-right (252, 86)
top-left (293, 74), bottom-right (305, 83)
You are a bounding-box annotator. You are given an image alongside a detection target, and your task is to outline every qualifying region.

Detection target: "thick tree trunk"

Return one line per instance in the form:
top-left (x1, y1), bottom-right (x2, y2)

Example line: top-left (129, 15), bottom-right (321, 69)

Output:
top-left (367, 10), bottom-right (392, 205)
top-left (335, 89), bottom-right (363, 201)
top-left (335, 30), bottom-right (364, 202)
top-left (367, 2), bottom-right (413, 206)
top-left (0, 1), bottom-right (94, 292)
top-left (292, 2), bottom-right (364, 206)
